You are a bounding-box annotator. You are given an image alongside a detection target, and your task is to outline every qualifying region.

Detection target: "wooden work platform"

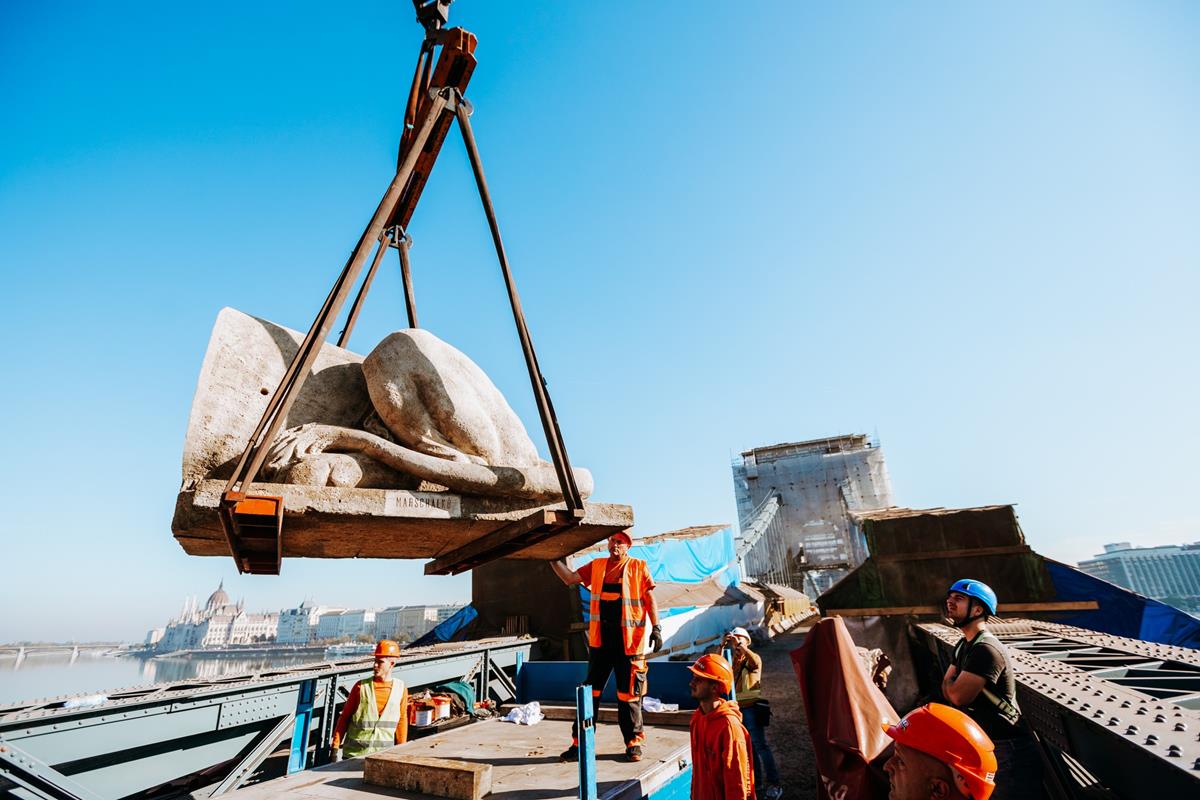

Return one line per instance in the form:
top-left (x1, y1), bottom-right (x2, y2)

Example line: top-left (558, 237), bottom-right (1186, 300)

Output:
top-left (232, 718), bottom-right (690, 800)
top-left (173, 481), bottom-right (631, 562)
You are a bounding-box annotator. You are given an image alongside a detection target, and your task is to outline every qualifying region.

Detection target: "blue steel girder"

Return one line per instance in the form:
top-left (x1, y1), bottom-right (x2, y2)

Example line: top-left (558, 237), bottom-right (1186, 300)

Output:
top-left (0, 637), bottom-right (531, 800)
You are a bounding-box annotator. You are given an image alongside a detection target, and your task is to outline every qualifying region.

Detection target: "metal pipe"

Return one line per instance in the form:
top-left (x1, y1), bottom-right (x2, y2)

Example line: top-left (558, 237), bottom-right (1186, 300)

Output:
top-left (398, 234), bottom-right (419, 328)
top-left (337, 235), bottom-right (390, 348)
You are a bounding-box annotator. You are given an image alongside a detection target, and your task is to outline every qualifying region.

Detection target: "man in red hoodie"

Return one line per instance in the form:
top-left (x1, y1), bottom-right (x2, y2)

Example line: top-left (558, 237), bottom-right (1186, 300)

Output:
top-left (688, 653), bottom-right (756, 800)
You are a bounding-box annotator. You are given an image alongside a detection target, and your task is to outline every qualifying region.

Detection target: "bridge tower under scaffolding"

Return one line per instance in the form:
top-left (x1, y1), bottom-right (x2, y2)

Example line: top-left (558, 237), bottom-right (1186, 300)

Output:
top-left (732, 434), bottom-right (894, 597)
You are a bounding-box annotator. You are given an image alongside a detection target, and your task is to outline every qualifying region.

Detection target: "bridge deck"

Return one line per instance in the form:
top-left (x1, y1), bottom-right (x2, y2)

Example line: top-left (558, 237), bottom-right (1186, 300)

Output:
top-left (232, 717), bottom-right (690, 800)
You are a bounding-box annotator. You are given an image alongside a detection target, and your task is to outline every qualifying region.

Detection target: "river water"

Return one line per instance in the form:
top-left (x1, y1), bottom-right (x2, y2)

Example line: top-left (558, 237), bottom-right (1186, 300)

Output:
top-left (0, 652), bottom-right (324, 706)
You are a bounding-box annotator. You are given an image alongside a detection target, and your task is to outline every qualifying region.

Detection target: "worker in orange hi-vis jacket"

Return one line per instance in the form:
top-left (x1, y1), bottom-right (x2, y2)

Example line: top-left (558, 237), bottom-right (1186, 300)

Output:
top-left (688, 653), bottom-right (756, 800)
top-left (331, 640), bottom-right (409, 759)
top-left (551, 530), bottom-right (662, 763)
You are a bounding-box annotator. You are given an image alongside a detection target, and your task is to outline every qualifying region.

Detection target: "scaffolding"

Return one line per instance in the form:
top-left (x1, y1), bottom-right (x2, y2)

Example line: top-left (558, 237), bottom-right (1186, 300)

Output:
top-left (732, 434), bottom-right (894, 596)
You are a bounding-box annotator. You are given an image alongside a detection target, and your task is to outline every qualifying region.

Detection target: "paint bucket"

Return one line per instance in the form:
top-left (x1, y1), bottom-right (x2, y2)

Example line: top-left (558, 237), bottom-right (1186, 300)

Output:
top-left (410, 701), bottom-right (436, 727)
top-left (432, 695), bottom-right (452, 720)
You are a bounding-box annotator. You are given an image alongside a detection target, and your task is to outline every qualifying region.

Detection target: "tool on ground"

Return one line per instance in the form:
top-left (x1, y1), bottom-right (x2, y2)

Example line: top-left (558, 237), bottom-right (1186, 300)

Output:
top-left (218, 0), bottom-right (584, 574)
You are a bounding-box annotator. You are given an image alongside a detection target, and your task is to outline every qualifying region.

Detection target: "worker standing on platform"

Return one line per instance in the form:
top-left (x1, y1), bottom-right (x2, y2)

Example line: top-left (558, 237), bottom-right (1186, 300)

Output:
top-left (331, 640), bottom-right (408, 759)
top-left (724, 627), bottom-right (781, 799)
top-left (941, 579), bottom-right (1043, 799)
top-left (551, 530), bottom-right (662, 762)
top-left (883, 703), bottom-right (997, 800)
top-left (688, 653), bottom-right (756, 800)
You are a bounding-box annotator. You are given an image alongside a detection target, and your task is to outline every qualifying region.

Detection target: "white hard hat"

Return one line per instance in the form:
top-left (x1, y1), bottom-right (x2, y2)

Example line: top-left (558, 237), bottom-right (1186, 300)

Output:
top-left (729, 627), bottom-right (751, 643)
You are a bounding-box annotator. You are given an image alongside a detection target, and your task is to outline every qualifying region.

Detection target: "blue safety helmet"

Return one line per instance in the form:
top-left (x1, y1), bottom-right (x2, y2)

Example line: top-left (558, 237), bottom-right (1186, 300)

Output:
top-left (947, 579), bottom-right (998, 617)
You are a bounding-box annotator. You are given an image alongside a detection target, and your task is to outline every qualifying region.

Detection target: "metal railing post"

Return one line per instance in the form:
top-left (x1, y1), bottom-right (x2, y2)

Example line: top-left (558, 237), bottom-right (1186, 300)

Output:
top-left (288, 679), bottom-right (316, 774)
top-left (576, 684), bottom-right (597, 800)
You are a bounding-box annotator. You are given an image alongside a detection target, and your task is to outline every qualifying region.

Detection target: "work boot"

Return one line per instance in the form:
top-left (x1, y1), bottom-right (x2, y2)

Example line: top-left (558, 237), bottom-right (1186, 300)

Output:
top-left (559, 744), bottom-right (579, 762)
top-left (625, 745), bottom-right (642, 762)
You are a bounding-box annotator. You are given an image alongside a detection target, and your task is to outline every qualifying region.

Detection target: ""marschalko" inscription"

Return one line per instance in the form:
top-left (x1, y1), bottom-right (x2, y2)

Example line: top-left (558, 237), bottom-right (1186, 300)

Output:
top-left (383, 491), bottom-right (461, 518)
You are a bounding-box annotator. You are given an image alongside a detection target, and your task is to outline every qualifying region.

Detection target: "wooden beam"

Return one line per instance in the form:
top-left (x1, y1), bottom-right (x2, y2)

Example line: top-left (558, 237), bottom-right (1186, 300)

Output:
top-left (424, 509), bottom-right (573, 575)
top-left (826, 600), bottom-right (1099, 618)
top-left (875, 545), bottom-right (1032, 562)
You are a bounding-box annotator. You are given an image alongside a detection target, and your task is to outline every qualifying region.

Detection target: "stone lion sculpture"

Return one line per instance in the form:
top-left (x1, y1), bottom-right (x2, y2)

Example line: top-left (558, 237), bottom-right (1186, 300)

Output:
top-left (262, 329), bottom-right (593, 502)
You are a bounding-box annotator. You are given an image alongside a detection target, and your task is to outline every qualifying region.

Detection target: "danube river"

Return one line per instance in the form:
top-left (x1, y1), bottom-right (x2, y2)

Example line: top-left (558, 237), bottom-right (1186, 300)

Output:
top-left (0, 651), bottom-right (324, 705)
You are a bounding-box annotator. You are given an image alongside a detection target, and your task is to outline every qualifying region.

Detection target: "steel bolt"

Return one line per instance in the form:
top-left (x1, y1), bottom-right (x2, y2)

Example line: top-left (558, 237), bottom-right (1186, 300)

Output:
top-left (1121, 700), bottom-right (1132, 708)
top-left (1154, 714), bottom-right (1166, 723)
top-left (1166, 745), bottom-right (1181, 757)
top-left (1136, 707), bottom-right (1147, 715)
top-left (1125, 725), bottom-right (1138, 735)
top-left (1173, 722), bottom-right (1187, 732)
top-left (1145, 734), bottom-right (1158, 745)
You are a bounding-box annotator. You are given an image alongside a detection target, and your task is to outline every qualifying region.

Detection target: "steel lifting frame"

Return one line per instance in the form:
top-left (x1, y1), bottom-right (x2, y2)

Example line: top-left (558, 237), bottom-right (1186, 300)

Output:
top-left (915, 620), bottom-right (1200, 799)
top-left (218, 17), bottom-right (585, 576)
top-left (0, 638), bottom-right (531, 800)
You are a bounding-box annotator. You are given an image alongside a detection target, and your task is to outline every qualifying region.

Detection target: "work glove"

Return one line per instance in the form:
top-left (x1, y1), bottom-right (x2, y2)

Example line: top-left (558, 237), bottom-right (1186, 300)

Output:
top-left (649, 624), bottom-right (663, 652)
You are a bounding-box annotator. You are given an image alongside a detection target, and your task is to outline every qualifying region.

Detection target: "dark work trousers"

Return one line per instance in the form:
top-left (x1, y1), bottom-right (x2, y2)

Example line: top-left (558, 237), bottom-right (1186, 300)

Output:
top-left (991, 735), bottom-right (1046, 800)
top-left (572, 626), bottom-right (646, 747)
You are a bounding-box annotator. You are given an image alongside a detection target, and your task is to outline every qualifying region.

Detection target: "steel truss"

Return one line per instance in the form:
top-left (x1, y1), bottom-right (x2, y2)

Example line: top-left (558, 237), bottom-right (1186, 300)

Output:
top-left (915, 620), bottom-right (1200, 798)
top-left (0, 637), bottom-right (530, 800)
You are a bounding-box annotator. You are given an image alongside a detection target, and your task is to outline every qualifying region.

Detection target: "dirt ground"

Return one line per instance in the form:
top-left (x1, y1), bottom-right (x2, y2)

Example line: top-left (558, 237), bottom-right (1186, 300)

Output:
top-left (755, 625), bottom-right (820, 799)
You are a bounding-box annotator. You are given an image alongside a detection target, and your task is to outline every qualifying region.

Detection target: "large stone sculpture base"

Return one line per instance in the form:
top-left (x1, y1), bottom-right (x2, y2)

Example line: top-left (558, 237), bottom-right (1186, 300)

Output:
top-left (172, 480), bottom-right (632, 561)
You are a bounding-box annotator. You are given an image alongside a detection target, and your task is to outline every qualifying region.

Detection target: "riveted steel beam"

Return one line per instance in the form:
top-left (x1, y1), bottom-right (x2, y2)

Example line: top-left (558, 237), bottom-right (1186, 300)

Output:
top-left (915, 620), bottom-right (1200, 798)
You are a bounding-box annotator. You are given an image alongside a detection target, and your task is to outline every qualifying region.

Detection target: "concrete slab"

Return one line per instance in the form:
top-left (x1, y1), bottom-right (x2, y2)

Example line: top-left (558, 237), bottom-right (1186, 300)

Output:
top-left (230, 718), bottom-right (690, 800)
top-left (364, 754), bottom-right (491, 800)
top-left (173, 480), bottom-right (632, 560)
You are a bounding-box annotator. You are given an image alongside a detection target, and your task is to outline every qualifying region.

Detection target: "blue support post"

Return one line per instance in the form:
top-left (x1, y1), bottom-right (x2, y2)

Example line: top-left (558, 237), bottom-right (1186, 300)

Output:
top-left (722, 647), bottom-right (737, 703)
top-left (514, 651), bottom-right (525, 704)
top-left (288, 679), bottom-right (316, 774)
top-left (576, 684), bottom-right (598, 800)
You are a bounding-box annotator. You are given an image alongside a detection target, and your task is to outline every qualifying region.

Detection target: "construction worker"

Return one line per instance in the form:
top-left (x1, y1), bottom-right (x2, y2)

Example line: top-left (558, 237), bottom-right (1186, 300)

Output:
top-left (688, 653), bottom-right (756, 800)
top-left (882, 703), bottom-right (998, 800)
top-left (724, 627), bottom-right (781, 800)
top-left (331, 640), bottom-right (408, 759)
top-left (941, 579), bottom-right (1043, 799)
top-left (551, 530), bottom-right (662, 762)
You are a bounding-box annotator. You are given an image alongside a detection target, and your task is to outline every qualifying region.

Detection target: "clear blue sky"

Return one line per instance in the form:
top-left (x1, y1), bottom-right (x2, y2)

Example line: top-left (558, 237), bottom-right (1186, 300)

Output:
top-left (2, 2), bottom-right (1197, 643)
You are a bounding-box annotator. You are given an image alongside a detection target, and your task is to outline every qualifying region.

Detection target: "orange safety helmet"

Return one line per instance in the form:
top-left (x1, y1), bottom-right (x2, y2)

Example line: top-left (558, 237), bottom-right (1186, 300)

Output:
top-left (609, 530), bottom-right (633, 546)
top-left (374, 640), bottom-right (401, 659)
top-left (688, 653), bottom-right (734, 694)
top-left (883, 703), bottom-right (997, 800)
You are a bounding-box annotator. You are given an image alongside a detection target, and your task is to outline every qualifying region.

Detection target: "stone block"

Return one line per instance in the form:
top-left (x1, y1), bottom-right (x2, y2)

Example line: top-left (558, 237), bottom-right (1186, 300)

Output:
top-left (363, 752), bottom-right (492, 800)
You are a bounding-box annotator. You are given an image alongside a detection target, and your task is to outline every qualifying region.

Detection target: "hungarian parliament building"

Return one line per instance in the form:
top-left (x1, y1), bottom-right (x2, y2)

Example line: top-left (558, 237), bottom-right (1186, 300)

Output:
top-left (144, 581), bottom-right (461, 654)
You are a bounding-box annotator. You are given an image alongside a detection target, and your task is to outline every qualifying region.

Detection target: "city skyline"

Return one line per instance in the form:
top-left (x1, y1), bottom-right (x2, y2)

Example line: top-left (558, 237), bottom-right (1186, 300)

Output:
top-left (3, 3), bottom-right (1198, 641)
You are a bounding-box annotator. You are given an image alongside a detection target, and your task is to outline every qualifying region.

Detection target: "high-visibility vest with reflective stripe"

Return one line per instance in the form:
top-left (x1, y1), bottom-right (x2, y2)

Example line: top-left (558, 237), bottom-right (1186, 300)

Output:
top-left (343, 678), bottom-right (404, 758)
top-left (586, 557), bottom-right (649, 655)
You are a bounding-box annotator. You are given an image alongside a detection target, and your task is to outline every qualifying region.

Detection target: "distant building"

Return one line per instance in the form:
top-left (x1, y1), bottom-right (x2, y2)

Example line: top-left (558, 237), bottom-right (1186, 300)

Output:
top-left (376, 604), bottom-right (463, 642)
top-left (732, 434), bottom-right (894, 597)
top-left (1078, 542), bottom-right (1200, 613)
top-left (277, 601), bottom-right (339, 644)
top-left (314, 609), bottom-right (377, 642)
top-left (153, 582), bottom-right (280, 653)
top-left (144, 628), bottom-right (164, 647)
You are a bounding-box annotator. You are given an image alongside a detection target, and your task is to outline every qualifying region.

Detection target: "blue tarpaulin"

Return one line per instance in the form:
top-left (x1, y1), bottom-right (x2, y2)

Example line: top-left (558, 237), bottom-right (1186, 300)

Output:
top-left (1045, 560), bottom-right (1200, 650)
top-left (408, 604), bottom-right (479, 649)
top-left (627, 527), bottom-right (740, 586)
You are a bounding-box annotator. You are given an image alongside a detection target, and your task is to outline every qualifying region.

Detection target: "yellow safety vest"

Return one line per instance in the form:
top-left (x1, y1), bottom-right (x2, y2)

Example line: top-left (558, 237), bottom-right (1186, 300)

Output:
top-left (343, 678), bottom-right (404, 758)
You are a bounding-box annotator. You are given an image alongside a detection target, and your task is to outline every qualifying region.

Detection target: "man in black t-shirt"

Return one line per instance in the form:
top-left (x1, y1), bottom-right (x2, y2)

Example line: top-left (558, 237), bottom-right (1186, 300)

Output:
top-left (941, 579), bottom-right (1044, 800)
